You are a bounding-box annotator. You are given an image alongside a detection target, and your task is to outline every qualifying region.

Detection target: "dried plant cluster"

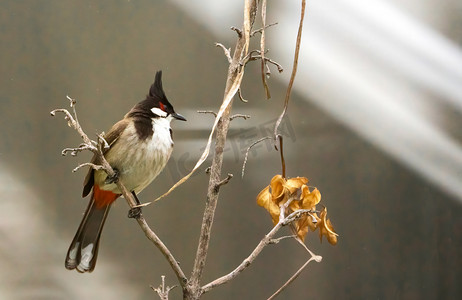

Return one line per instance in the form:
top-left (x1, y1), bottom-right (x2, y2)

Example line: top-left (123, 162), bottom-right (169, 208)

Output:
top-left (257, 175), bottom-right (338, 245)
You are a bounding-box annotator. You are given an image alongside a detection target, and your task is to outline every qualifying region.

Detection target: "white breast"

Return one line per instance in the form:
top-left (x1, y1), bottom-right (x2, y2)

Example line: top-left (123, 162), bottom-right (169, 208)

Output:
top-left (97, 117), bottom-right (174, 194)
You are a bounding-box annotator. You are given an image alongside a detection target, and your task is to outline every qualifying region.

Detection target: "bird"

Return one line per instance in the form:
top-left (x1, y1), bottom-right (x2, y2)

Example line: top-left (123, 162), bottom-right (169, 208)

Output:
top-left (65, 71), bottom-right (186, 273)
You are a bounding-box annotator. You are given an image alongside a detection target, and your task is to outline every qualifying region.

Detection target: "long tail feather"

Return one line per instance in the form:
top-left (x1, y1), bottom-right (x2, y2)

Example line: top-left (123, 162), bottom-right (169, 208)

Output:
top-left (65, 192), bottom-right (112, 273)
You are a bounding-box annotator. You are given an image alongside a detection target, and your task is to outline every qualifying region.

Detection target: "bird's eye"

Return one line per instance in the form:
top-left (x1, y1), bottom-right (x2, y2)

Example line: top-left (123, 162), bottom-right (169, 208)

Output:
top-left (159, 102), bottom-right (166, 111)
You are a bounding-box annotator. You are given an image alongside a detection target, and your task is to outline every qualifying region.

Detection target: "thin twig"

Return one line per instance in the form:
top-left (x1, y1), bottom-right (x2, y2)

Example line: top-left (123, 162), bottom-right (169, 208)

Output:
top-left (296, 238), bottom-right (322, 260)
top-left (269, 235), bottom-right (296, 244)
top-left (260, 0), bottom-right (271, 99)
top-left (249, 56), bottom-right (284, 73)
top-left (202, 219), bottom-right (283, 293)
top-left (215, 43), bottom-right (232, 63)
top-left (264, 57), bottom-right (284, 73)
top-left (268, 238), bottom-right (322, 300)
top-left (230, 114), bottom-right (251, 121)
top-left (278, 135), bottom-right (286, 178)
top-left (215, 174), bottom-right (233, 189)
top-left (61, 144), bottom-right (94, 156)
top-left (279, 193), bottom-right (298, 221)
top-left (251, 22), bottom-right (278, 37)
top-left (238, 88), bottom-right (248, 103)
top-left (241, 136), bottom-right (272, 177)
top-left (231, 26), bottom-right (243, 37)
top-left (201, 202), bottom-right (317, 294)
top-left (267, 256), bottom-right (319, 300)
top-left (66, 95), bottom-right (79, 124)
top-left (72, 162), bottom-right (105, 173)
top-left (273, 0), bottom-right (306, 142)
top-left (282, 209), bottom-right (314, 226)
top-left (97, 132), bottom-right (110, 150)
top-left (197, 110), bottom-right (218, 117)
top-left (151, 276), bottom-right (177, 300)
top-left (241, 49), bottom-right (264, 65)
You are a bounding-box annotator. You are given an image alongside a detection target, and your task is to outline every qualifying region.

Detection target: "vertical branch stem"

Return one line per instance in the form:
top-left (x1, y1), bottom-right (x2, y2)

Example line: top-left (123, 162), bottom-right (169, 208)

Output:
top-left (273, 0), bottom-right (306, 139)
top-left (278, 135), bottom-right (286, 178)
top-left (188, 0), bottom-right (258, 297)
top-left (260, 0), bottom-right (271, 99)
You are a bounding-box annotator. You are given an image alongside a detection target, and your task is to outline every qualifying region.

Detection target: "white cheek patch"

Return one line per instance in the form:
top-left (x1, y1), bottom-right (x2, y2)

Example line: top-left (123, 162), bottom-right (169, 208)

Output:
top-left (151, 107), bottom-right (167, 117)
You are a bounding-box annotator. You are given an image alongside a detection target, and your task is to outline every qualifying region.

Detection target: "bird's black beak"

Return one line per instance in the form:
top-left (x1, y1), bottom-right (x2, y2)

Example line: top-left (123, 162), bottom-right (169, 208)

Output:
top-left (172, 112), bottom-right (187, 121)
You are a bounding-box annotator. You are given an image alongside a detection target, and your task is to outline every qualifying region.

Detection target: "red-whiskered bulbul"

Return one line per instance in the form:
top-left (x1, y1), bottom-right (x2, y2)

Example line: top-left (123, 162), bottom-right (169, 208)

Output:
top-left (65, 71), bottom-right (186, 273)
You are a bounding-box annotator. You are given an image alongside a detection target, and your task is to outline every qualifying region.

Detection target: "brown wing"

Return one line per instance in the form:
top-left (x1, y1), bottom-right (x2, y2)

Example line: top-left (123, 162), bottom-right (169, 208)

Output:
top-left (82, 119), bottom-right (129, 197)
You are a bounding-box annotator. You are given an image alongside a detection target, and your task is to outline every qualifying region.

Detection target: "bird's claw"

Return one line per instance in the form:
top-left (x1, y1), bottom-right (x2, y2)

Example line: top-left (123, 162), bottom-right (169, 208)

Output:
top-left (105, 168), bottom-right (119, 184)
top-left (128, 207), bottom-right (142, 219)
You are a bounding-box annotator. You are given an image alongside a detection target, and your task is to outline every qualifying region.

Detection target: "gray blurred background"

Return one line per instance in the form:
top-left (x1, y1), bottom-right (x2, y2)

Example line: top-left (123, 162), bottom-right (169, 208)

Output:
top-left (1, 0), bottom-right (461, 299)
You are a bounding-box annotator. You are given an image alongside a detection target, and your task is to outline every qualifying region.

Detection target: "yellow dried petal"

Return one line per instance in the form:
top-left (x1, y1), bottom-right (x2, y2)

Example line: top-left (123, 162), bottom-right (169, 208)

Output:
top-left (256, 186), bottom-right (280, 224)
top-left (318, 208), bottom-right (338, 245)
top-left (270, 174), bottom-right (287, 204)
top-left (326, 219), bottom-right (338, 245)
top-left (294, 216), bottom-right (309, 242)
top-left (301, 186), bottom-right (321, 209)
top-left (284, 177), bottom-right (308, 194)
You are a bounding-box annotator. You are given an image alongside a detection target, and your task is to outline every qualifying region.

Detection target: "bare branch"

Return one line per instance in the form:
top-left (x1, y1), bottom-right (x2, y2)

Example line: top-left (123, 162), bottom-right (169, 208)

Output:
top-left (295, 238), bottom-right (322, 261)
top-left (151, 276), bottom-right (177, 300)
top-left (278, 135), bottom-right (286, 178)
top-left (202, 221), bottom-right (283, 293)
top-left (249, 55), bottom-right (284, 73)
top-left (267, 237), bottom-right (322, 300)
top-left (72, 162), bottom-right (105, 173)
top-left (273, 0), bottom-right (306, 143)
top-left (251, 22), bottom-right (278, 37)
top-left (201, 203), bottom-right (317, 294)
top-left (62, 144), bottom-right (95, 156)
top-left (215, 173), bottom-right (233, 190)
top-left (238, 88), bottom-right (248, 103)
top-left (230, 114), bottom-right (251, 121)
top-left (260, 0), bottom-right (271, 99)
top-left (241, 136), bottom-right (272, 177)
top-left (282, 209), bottom-right (314, 226)
top-left (197, 110), bottom-right (217, 118)
top-left (267, 255), bottom-right (320, 300)
top-left (264, 57), bottom-right (284, 73)
top-left (97, 132), bottom-right (110, 150)
top-left (269, 235), bottom-right (296, 244)
top-left (230, 26), bottom-right (243, 37)
top-left (215, 43), bottom-right (232, 63)
top-left (189, 1), bottom-right (259, 295)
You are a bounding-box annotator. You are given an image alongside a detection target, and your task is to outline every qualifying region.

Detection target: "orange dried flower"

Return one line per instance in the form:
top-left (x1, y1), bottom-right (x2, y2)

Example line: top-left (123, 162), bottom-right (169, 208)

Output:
top-left (256, 174), bottom-right (338, 245)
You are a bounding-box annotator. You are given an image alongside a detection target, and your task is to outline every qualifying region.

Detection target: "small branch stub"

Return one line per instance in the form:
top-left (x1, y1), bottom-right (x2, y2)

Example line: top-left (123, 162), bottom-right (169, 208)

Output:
top-left (238, 88), bottom-right (248, 103)
top-left (215, 173), bottom-right (233, 190)
top-left (197, 110), bottom-right (218, 118)
top-left (215, 42), bottom-right (232, 63)
top-left (230, 26), bottom-right (243, 37)
top-left (151, 276), bottom-right (177, 300)
top-left (230, 114), bottom-right (251, 121)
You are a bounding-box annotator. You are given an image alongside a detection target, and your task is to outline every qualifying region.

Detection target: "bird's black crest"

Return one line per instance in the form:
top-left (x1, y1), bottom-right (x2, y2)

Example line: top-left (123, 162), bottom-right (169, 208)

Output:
top-left (149, 71), bottom-right (167, 100)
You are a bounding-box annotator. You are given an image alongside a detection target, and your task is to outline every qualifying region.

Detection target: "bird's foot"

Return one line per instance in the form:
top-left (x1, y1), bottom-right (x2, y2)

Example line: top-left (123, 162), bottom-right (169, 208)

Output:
top-left (105, 168), bottom-right (119, 184)
top-left (128, 207), bottom-right (142, 219)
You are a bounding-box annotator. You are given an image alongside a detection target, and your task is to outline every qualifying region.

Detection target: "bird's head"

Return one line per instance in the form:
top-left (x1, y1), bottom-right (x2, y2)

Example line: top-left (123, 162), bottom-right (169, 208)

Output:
top-left (146, 71), bottom-right (186, 122)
